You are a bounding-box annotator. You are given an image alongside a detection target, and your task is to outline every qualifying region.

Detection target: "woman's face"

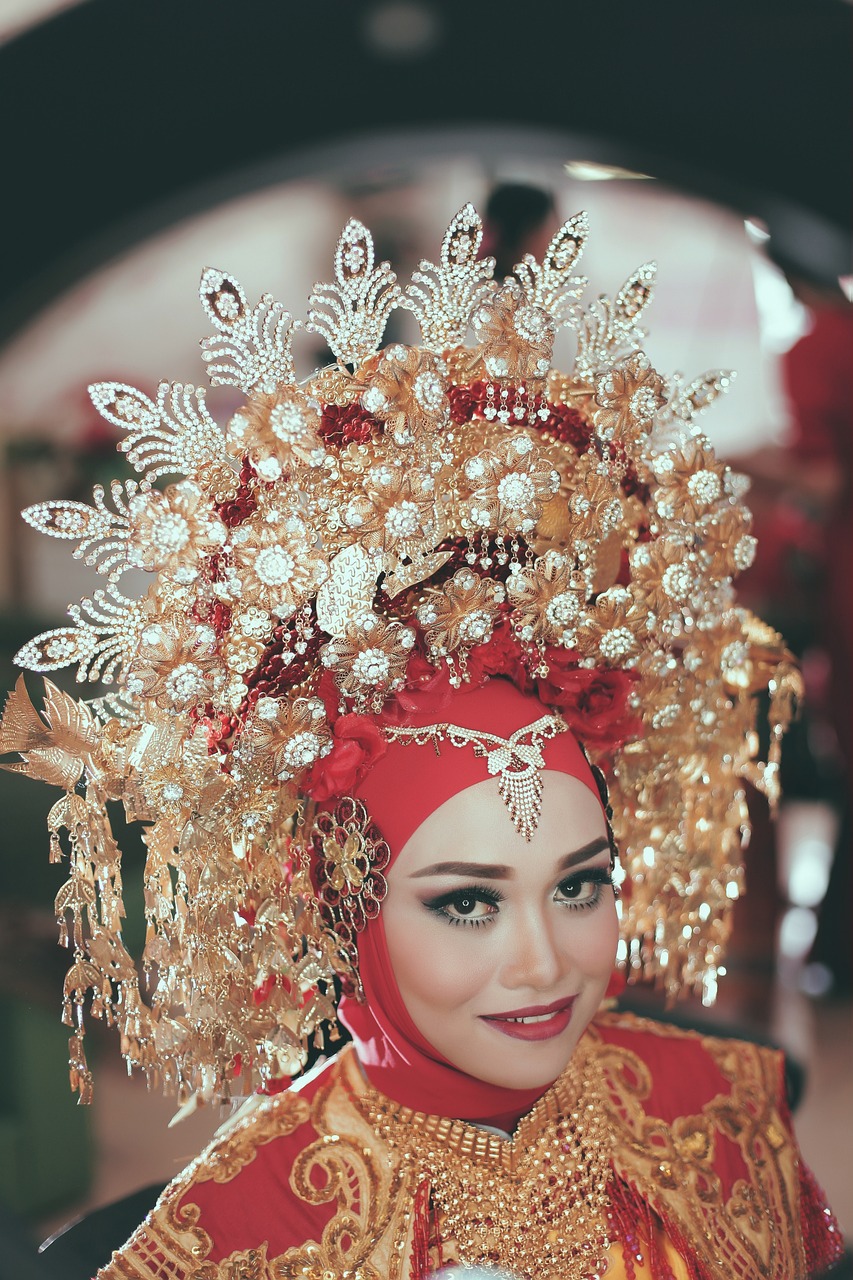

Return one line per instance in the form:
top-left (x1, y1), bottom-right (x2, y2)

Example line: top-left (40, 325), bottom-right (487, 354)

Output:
top-left (382, 771), bottom-right (618, 1091)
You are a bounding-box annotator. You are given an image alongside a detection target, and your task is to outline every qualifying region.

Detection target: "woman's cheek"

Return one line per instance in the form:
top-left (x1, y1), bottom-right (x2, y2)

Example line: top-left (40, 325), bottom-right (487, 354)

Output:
top-left (388, 904), bottom-right (495, 1012)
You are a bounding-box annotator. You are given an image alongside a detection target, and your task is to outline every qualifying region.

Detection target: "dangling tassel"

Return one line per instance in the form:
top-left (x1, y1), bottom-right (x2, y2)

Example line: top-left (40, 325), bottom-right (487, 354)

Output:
top-left (607, 1173), bottom-right (706, 1280)
top-left (410, 1176), bottom-right (436, 1280)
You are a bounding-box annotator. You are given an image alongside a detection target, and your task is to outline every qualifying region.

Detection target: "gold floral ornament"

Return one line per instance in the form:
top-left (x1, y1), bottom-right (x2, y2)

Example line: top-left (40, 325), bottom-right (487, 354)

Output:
top-left (226, 388), bottom-right (326, 482)
top-left (416, 567), bottom-right (506, 675)
top-left (577, 586), bottom-right (642, 669)
top-left (360, 343), bottom-right (450, 449)
top-left (321, 612), bottom-right (416, 711)
top-left (241, 695), bottom-right (332, 781)
top-left (309, 798), bottom-right (391, 983)
top-left (651, 439), bottom-right (730, 524)
top-left (629, 538), bottom-right (700, 637)
top-left (341, 463), bottom-right (442, 562)
top-left (229, 513), bottom-right (328, 618)
top-left (506, 550), bottom-right (589, 651)
top-left (124, 616), bottom-right (227, 712)
top-left (593, 351), bottom-right (666, 448)
top-left (126, 481), bottom-right (227, 578)
top-left (471, 278), bottom-right (556, 381)
top-left (459, 434), bottom-right (560, 536)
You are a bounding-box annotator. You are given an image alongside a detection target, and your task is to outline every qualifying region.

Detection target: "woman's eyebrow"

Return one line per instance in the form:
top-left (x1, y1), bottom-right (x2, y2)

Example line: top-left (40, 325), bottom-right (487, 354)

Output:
top-left (410, 836), bottom-right (611, 880)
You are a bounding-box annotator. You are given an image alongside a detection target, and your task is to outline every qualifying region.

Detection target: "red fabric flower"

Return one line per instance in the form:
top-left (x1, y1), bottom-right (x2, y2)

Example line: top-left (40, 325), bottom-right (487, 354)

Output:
top-left (318, 403), bottom-right (378, 448)
top-left (466, 621), bottom-right (533, 692)
top-left (537, 651), bottom-right (643, 752)
top-left (304, 712), bottom-right (387, 802)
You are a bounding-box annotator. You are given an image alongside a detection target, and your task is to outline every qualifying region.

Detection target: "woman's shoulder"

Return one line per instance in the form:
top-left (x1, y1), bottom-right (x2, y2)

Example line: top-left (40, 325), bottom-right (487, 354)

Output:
top-left (95, 1048), bottom-right (363, 1278)
top-left (589, 1005), bottom-right (786, 1117)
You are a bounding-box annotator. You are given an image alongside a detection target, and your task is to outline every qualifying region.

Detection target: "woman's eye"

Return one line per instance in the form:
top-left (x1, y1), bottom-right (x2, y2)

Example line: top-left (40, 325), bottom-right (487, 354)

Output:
top-left (556, 870), bottom-right (612, 909)
top-left (426, 888), bottom-right (501, 927)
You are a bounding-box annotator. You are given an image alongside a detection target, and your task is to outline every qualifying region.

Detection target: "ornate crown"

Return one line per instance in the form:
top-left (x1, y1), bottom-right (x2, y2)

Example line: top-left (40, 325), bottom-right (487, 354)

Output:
top-left (0, 205), bottom-right (799, 1105)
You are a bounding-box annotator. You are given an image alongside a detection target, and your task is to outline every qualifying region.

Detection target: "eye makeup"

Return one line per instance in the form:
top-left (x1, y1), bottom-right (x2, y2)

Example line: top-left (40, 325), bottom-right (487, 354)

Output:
top-left (422, 867), bottom-right (614, 928)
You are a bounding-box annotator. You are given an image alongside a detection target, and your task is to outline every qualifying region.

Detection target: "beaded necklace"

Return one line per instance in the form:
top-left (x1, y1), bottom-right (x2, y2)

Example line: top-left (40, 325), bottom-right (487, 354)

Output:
top-left (352, 1042), bottom-right (614, 1279)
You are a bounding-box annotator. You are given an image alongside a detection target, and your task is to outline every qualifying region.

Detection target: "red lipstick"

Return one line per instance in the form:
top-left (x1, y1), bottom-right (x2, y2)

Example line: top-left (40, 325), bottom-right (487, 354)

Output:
top-left (479, 995), bottom-right (577, 1042)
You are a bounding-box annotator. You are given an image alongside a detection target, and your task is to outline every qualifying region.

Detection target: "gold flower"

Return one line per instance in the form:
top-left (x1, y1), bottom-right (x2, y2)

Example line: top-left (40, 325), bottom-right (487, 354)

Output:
top-left (567, 454), bottom-right (625, 546)
top-left (127, 482), bottom-right (226, 578)
top-left (360, 344), bottom-right (449, 448)
top-left (506, 551), bottom-right (587, 649)
top-left (652, 441), bottom-right (729, 523)
top-left (417, 568), bottom-right (506, 659)
top-left (321, 612), bottom-right (415, 709)
top-left (243, 695), bottom-right (332, 782)
top-left (696, 506), bottom-right (756, 578)
top-left (124, 618), bottom-right (227, 712)
top-left (323, 830), bottom-right (367, 893)
top-left (576, 586), bottom-right (640, 667)
top-left (593, 352), bottom-right (666, 447)
top-left (341, 463), bottom-right (442, 561)
top-left (630, 538), bottom-right (698, 626)
top-left (226, 389), bottom-right (325, 481)
top-left (470, 280), bottom-right (555, 381)
top-left (459, 434), bottom-right (560, 535)
top-left (230, 515), bottom-right (327, 618)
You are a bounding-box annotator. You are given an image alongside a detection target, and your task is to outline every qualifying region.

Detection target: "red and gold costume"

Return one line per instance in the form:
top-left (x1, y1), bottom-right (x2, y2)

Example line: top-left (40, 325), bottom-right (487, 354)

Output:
top-left (1, 207), bottom-right (841, 1279)
top-left (98, 1012), bottom-right (840, 1280)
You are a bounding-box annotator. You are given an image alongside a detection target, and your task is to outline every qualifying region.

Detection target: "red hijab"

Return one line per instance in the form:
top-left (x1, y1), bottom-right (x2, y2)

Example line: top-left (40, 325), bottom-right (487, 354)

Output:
top-left (337, 679), bottom-right (605, 1129)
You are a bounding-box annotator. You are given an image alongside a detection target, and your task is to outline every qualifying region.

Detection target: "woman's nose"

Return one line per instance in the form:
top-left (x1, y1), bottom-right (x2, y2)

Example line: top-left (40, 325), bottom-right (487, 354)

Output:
top-left (498, 909), bottom-right (563, 991)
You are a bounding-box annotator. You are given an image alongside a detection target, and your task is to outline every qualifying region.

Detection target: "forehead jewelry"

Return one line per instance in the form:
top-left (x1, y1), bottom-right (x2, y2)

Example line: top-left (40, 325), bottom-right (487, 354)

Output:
top-left (383, 714), bottom-right (567, 841)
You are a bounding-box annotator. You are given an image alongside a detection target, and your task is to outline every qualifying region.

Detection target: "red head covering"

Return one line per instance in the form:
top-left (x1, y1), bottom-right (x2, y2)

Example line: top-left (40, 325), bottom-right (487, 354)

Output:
top-left (337, 678), bottom-right (606, 1129)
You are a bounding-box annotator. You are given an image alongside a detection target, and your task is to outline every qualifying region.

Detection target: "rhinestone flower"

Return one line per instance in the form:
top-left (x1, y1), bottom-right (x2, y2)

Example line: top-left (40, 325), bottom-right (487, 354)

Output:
top-left (127, 482), bottom-right (227, 578)
top-left (360, 344), bottom-right (449, 449)
top-left (506, 550), bottom-right (587, 649)
top-left (470, 279), bottom-right (556, 381)
top-left (577, 586), bottom-right (640, 667)
top-left (230, 516), bottom-right (327, 618)
top-left (417, 568), bottom-right (506, 661)
top-left (226, 389), bottom-right (325, 481)
top-left (321, 612), bottom-right (415, 709)
top-left (565, 453), bottom-right (625, 548)
top-left (459, 435), bottom-right (560, 535)
top-left (242, 695), bottom-right (332, 782)
top-left (341, 464), bottom-right (442, 561)
top-left (593, 352), bottom-right (666, 447)
top-left (652, 440), bottom-right (729, 523)
top-left (630, 539), bottom-right (698, 626)
top-left (124, 618), bottom-right (227, 712)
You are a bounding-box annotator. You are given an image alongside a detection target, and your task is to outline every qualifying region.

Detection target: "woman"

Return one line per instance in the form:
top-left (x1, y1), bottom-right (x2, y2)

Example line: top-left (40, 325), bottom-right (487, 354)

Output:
top-left (1, 206), bottom-right (841, 1278)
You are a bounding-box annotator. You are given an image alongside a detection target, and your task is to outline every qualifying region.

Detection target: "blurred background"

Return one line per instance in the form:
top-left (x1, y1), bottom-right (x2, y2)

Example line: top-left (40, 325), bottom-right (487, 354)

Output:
top-left (0, 0), bottom-right (849, 1274)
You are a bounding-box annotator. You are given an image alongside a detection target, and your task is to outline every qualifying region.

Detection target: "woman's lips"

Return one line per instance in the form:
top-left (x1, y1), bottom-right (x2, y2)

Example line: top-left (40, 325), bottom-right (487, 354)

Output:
top-left (479, 996), bottom-right (577, 1042)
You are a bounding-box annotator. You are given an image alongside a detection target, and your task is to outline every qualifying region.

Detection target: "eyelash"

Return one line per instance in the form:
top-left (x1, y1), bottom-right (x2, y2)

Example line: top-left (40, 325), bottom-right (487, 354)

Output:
top-left (424, 869), bottom-right (613, 930)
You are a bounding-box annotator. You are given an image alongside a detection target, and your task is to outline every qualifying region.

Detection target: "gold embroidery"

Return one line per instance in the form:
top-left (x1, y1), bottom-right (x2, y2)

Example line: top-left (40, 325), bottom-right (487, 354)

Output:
top-left (273, 1066), bottom-right (410, 1280)
top-left (595, 1012), bottom-right (807, 1279)
top-left (195, 1245), bottom-right (268, 1279)
top-left (97, 1092), bottom-right (311, 1279)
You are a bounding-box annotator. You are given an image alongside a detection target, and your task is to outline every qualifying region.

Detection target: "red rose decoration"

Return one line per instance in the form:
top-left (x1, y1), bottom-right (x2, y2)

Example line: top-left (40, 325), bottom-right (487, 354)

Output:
top-left (537, 651), bottom-right (643, 752)
top-left (466, 621), bottom-right (533, 692)
top-left (304, 712), bottom-right (386, 802)
top-left (380, 646), bottom-right (454, 724)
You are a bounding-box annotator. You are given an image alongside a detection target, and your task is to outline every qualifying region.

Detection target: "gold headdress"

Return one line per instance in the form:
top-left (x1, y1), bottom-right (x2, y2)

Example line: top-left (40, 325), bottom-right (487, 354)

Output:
top-left (0, 205), bottom-right (799, 1105)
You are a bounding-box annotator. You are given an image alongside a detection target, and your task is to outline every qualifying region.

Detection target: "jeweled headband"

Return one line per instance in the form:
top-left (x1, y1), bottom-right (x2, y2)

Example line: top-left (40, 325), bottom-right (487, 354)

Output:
top-left (0, 205), bottom-right (800, 1104)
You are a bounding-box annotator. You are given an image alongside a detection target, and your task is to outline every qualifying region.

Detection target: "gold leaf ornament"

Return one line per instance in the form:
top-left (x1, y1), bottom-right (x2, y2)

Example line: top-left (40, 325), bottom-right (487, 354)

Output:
top-left (315, 544), bottom-right (380, 639)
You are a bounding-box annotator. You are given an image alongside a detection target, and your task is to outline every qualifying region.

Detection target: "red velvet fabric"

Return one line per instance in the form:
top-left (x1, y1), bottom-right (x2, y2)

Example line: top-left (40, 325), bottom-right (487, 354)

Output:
top-left (338, 678), bottom-right (604, 1128)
